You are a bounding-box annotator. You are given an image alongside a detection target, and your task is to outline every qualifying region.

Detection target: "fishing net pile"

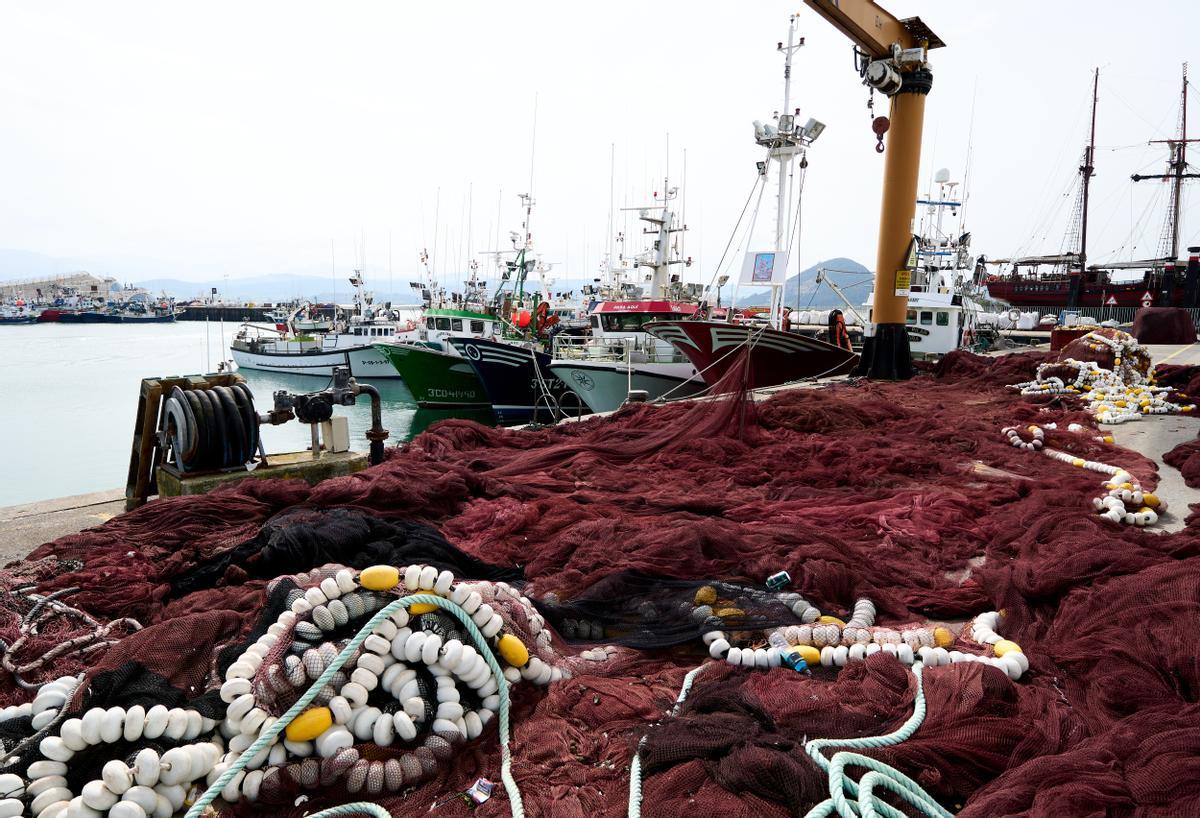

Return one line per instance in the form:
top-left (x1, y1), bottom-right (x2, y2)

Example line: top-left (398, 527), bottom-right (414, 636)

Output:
top-left (3, 348), bottom-right (1200, 817)
top-left (1009, 328), bottom-right (1195, 423)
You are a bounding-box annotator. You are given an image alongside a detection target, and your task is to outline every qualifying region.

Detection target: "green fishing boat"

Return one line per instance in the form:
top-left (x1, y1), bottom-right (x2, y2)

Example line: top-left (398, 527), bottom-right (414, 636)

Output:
top-left (373, 340), bottom-right (493, 410)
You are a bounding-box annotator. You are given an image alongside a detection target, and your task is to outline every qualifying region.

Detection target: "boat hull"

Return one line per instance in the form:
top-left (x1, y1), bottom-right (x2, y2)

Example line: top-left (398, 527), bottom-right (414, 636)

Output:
top-left (373, 342), bottom-right (490, 407)
top-left (645, 320), bottom-right (858, 389)
top-left (230, 344), bottom-right (401, 378)
top-left (56, 312), bottom-right (177, 323)
top-left (985, 276), bottom-right (1188, 309)
top-left (450, 337), bottom-right (590, 425)
top-left (548, 360), bottom-right (707, 413)
top-left (0, 316), bottom-right (38, 325)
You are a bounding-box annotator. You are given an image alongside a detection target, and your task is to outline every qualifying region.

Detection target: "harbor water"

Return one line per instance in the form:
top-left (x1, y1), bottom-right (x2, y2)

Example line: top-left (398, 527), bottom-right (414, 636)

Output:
top-left (0, 322), bottom-right (491, 506)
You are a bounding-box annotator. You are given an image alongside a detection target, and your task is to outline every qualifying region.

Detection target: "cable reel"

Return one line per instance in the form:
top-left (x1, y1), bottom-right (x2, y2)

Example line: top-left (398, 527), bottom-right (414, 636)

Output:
top-left (160, 383), bottom-right (260, 473)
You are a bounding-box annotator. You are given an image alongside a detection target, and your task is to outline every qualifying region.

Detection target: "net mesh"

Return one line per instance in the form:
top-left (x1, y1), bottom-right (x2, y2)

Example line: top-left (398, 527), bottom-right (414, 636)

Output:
top-left (2, 350), bottom-right (1200, 816)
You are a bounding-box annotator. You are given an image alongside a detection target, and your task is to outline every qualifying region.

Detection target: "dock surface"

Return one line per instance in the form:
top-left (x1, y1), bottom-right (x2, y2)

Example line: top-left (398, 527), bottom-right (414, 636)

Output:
top-left (0, 489), bottom-right (125, 563)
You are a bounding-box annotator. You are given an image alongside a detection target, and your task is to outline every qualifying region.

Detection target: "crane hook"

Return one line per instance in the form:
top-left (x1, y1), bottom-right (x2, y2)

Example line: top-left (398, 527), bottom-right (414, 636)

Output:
top-left (872, 116), bottom-right (890, 154)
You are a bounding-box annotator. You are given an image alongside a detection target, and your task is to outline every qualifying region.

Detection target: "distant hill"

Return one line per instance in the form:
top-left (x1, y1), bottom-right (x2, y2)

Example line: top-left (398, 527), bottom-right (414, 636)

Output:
top-left (734, 257), bottom-right (872, 308)
top-left (131, 275), bottom-right (426, 305)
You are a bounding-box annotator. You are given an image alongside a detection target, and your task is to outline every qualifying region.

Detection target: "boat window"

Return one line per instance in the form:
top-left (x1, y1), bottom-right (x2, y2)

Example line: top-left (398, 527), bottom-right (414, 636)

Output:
top-left (920, 311), bottom-right (933, 325)
top-left (906, 310), bottom-right (917, 324)
top-left (600, 314), bottom-right (648, 332)
top-left (936, 312), bottom-right (949, 326)
top-left (354, 327), bottom-right (362, 335)
top-left (470, 320), bottom-right (485, 333)
top-left (435, 317), bottom-right (451, 331)
top-left (426, 317), bottom-right (435, 330)
top-left (451, 319), bottom-right (463, 331)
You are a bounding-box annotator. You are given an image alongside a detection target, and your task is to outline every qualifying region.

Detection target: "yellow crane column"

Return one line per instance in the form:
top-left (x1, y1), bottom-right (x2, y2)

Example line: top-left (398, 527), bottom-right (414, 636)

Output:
top-left (803, 0), bottom-right (944, 379)
top-left (866, 65), bottom-right (932, 379)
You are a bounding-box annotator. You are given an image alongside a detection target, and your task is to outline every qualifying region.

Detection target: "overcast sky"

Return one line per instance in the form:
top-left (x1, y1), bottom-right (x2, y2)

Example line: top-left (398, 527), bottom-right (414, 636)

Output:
top-left (2, 1), bottom-right (1198, 291)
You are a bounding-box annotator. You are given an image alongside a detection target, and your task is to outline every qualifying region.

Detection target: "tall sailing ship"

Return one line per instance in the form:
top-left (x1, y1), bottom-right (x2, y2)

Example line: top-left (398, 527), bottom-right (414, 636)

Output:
top-left (984, 66), bottom-right (1200, 311)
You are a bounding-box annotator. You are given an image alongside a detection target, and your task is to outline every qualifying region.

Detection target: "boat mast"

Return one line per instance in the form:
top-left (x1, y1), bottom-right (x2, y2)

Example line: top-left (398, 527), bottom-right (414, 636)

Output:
top-left (1171, 63), bottom-right (1188, 262)
top-left (1079, 68), bottom-right (1098, 276)
top-left (771, 15), bottom-right (803, 330)
top-left (1132, 63), bottom-right (1199, 267)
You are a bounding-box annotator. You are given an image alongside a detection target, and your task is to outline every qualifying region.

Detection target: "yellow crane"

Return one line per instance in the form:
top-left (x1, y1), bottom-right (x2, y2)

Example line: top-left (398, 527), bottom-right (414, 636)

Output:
top-left (804, 0), bottom-right (944, 379)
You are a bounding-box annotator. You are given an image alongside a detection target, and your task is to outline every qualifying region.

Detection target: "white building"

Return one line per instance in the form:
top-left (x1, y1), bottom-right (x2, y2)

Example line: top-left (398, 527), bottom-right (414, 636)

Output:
top-left (0, 272), bottom-right (118, 304)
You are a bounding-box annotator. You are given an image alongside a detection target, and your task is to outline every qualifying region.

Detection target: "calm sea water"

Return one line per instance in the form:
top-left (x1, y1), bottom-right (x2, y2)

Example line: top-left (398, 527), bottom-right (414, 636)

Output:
top-left (0, 322), bottom-right (490, 506)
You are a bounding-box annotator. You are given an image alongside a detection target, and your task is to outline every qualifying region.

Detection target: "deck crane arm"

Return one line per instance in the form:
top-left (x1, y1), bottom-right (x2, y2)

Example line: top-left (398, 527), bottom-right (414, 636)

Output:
top-left (801, 0), bottom-right (945, 379)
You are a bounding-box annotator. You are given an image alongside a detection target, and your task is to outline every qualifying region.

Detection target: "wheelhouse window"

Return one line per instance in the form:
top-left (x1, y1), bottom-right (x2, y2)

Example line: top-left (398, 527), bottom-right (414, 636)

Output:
top-left (470, 320), bottom-right (485, 334)
top-left (598, 312), bottom-right (685, 332)
top-left (936, 312), bottom-right (949, 326)
top-left (920, 311), bottom-right (933, 325)
top-left (354, 327), bottom-right (362, 335)
top-left (426, 317), bottom-right (435, 329)
top-left (451, 319), bottom-right (463, 331)
top-left (906, 310), bottom-right (917, 324)
top-left (435, 317), bottom-right (451, 331)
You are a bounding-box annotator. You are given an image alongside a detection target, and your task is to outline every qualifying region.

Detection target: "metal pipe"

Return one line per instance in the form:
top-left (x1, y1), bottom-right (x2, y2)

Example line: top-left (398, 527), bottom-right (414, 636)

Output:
top-left (355, 383), bottom-right (388, 465)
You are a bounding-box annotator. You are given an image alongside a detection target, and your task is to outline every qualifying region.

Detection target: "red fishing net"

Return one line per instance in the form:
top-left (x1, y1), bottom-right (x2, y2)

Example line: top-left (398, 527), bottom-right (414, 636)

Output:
top-left (5, 349), bottom-right (1200, 817)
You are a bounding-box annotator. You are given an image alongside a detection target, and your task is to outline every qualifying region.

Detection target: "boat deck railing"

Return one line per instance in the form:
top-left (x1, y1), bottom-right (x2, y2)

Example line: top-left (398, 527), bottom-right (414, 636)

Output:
top-left (551, 335), bottom-right (690, 365)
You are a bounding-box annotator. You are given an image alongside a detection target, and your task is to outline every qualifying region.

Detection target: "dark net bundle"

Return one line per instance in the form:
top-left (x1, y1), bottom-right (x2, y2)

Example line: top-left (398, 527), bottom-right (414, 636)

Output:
top-left (168, 506), bottom-right (524, 599)
top-left (6, 349), bottom-right (1200, 817)
top-left (533, 571), bottom-right (810, 649)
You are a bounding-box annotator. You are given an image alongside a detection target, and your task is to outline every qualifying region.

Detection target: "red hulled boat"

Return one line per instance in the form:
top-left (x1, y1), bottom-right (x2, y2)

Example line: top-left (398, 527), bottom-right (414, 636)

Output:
top-left (644, 320), bottom-right (857, 389)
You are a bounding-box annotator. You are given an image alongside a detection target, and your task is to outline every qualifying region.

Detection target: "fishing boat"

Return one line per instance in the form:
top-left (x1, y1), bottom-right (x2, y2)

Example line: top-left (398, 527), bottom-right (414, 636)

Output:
top-left (983, 66), bottom-right (1200, 312)
top-left (444, 193), bottom-right (600, 423)
top-left (548, 197), bottom-right (709, 413)
top-left (55, 291), bottom-right (179, 323)
top-left (372, 307), bottom-right (501, 408)
top-left (0, 302), bottom-right (38, 325)
top-left (646, 19), bottom-right (858, 389)
top-left (230, 271), bottom-right (413, 378)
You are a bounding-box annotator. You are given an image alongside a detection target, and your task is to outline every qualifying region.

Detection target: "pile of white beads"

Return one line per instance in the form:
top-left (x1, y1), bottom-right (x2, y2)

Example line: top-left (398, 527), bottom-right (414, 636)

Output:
top-left (1002, 425), bottom-right (1044, 451)
top-left (1005, 424), bottom-right (1167, 526)
top-left (5, 564), bottom-right (558, 817)
top-left (207, 563), bottom-right (557, 804)
top-left (702, 594), bottom-right (1029, 682)
top-left (967, 612), bottom-right (1029, 680)
top-left (22, 704), bottom-right (219, 818)
top-left (1009, 335), bottom-right (1193, 425)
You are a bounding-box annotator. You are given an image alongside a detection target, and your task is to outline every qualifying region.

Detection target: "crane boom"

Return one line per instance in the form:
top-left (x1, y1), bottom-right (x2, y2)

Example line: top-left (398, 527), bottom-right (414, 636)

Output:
top-left (804, 0), bottom-right (944, 58)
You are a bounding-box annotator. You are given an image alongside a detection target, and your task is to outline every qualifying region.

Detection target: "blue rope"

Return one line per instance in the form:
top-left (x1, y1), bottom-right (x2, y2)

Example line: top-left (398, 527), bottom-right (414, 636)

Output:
top-left (183, 593), bottom-right (524, 818)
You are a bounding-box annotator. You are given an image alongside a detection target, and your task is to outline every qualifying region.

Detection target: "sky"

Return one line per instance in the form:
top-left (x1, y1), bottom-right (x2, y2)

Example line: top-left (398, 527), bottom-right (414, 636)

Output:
top-left (2, 1), bottom-right (1199, 293)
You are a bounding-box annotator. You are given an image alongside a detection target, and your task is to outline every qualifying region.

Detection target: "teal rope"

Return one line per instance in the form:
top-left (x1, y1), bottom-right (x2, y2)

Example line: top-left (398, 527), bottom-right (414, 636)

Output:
top-left (183, 593), bottom-right (524, 818)
top-left (300, 805), bottom-right (391, 818)
top-left (803, 661), bottom-right (953, 818)
top-left (627, 662), bottom-right (712, 818)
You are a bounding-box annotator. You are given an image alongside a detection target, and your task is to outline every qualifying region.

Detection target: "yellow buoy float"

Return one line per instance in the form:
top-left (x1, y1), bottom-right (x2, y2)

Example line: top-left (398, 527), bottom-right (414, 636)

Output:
top-left (284, 707), bottom-right (333, 742)
top-left (359, 565), bottom-right (400, 591)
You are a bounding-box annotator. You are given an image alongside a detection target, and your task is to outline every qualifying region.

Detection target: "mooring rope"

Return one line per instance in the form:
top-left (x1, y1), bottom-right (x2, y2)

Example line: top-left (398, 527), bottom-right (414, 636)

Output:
top-left (630, 660), bottom-right (951, 818)
top-left (803, 661), bottom-right (953, 818)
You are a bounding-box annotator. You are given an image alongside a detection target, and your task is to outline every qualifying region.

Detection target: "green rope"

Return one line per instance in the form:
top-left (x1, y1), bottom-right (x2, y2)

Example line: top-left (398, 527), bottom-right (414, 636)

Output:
top-left (627, 662), bottom-right (712, 818)
top-left (183, 593), bottom-right (525, 818)
top-left (803, 661), bottom-right (953, 818)
top-left (300, 805), bottom-right (391, 818)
